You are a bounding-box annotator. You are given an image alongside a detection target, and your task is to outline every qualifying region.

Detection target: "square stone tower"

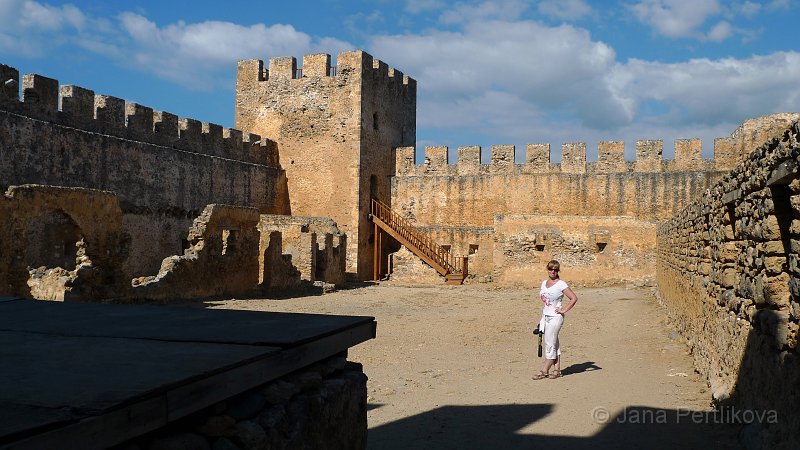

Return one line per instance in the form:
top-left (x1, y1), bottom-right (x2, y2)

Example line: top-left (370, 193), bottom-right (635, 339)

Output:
top-left (235, 50), bottom-right (416, 279)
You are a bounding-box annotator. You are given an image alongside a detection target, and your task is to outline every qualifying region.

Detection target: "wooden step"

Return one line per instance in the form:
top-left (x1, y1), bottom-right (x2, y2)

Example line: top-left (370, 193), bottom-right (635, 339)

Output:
top-left (444, 273), bottom-right (465, 285)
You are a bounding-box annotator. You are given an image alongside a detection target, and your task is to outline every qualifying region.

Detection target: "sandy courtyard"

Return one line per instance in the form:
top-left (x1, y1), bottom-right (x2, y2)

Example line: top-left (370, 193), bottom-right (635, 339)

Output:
top-left (210, 283), bottom-right (742, 449)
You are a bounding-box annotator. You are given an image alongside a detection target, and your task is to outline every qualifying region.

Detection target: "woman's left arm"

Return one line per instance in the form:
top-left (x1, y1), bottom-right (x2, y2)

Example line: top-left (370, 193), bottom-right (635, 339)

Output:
top-left (556, 287), bottom-right (578, 314)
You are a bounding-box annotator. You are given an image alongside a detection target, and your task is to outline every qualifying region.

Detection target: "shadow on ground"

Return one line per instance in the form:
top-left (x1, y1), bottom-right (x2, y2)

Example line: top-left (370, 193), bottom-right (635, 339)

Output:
top-left (368, 404), bottom-right (741, 450)
top-left (561, 361), bottom-right (601, 376)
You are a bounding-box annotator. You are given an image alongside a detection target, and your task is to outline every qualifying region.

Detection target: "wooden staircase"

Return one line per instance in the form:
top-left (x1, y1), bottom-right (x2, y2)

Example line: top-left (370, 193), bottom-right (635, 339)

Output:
top-left (369, 198), bottom-right (467, 285)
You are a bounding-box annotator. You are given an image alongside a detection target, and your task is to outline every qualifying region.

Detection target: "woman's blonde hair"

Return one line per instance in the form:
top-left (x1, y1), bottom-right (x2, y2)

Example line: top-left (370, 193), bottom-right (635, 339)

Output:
top-left (546, 260), bottom-right (560, 271)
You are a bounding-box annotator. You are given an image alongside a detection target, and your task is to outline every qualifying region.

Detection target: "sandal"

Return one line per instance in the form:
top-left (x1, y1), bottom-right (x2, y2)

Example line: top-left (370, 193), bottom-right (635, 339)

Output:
top-left (532, 371), bottom-right (549, 380)
top-left (548, 370), bottom-right (562, 379)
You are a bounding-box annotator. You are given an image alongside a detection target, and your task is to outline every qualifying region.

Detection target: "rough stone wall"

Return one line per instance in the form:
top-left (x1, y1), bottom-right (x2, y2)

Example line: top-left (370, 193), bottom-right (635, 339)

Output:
top-left (389, 115), bottom-right (798, 285)
top-left (132, 205), bottom-right (262, 302)
top-left (0, 63), bottom-right (289, 280)
top-left (119, 355), bottom-right (368, 450)
top-left (657, 121), bottom-right (800, 449)
top-left (392, 143), bottom-right (723, 226)
top-left (0, 185), bottom-right (128, 301)
top-left (493, 215), bottom-right (656, 287)
top-left (235, 51), bottom-right (415, 280)
top-left (259, 214), bottom-right (347, 287)
top-left (357, 55), bottom-right (416, 280)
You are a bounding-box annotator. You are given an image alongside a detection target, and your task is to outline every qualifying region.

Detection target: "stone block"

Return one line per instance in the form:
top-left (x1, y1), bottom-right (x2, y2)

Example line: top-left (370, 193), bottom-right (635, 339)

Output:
top-left (526, 143), bottom-right (550, 169)
top-left (561, 142), bottom-right (586, 174)
top-left (457, 146), bottom-right (481, 175)
top-left (303, 53), bottom-right (331, 77)
top-left (153, 111), bottom-right (179, 146)
top-left (125, 103), bottom-right (154, 140)
top-left (0, 63), bottom-right (19, 105)
top-left (22, 73), bottom-right (58, 118)
top-left (59, 85), bottom-right (94, 124)
top-left (268, 56), bottom-right (297, 80)
top-left (94, 94), bottom-right (125, 134)
top-left (597, 141), bottom-right (625, 172)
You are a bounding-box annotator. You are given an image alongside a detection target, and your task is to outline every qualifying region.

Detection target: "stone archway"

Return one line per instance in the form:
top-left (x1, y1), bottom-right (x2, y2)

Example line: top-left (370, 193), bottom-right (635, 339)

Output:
top-left (24, 210), bottom-right (84, 301)
top-left (25, 210), bottom-right (83, 272)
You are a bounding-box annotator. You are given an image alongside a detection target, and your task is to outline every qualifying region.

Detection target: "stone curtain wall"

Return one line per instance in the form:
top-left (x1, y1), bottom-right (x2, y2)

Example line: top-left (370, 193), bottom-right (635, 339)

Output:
top-left (391, 154), bottom-right (720, 285)
top-left (118, 356), bottom-right (368, 450)
top-left (656, 121), bottom-right (800, 448)
top-left (493, 215), bottom-right (657, 287)
top-left (389, 115), bottom-right (799, 285)
top-left (0, 63), bottom-right (289, 279)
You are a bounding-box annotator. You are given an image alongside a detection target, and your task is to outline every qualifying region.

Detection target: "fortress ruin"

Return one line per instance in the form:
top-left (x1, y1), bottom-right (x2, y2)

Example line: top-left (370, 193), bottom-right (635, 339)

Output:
top-left (1, 50), bottom-right (799, 447)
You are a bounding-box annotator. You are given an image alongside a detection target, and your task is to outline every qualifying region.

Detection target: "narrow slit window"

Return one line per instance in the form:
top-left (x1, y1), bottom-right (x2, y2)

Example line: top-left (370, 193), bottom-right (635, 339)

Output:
top-left (222, 229), bottom-right (238, 255)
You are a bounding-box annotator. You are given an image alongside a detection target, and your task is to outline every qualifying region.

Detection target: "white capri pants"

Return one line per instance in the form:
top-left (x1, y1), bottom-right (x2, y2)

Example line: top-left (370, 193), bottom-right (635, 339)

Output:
top-left (542, 314), bottom-right (564, 360)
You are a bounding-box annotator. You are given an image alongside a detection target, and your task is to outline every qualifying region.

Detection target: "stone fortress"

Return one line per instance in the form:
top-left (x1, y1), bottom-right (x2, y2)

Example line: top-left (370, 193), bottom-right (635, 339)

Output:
top-left (1, 50), bottom-right (799, 447)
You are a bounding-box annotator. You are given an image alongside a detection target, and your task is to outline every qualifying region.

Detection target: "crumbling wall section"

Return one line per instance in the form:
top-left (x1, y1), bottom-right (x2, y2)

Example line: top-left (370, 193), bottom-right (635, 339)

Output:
top-left (657, 121), bottom-right (800, 448)
top-left (132, 205), bottom-right (261, 301)
top-left (494, 215), bottom-right (657, 287)
top-left (0, 63), bottom-right (288, 280)
top-left (0, 185), bottom-right (128, 301)
top-left (259, 215), bottom-right (347, 287)
top-left (259, 230), bottom-right (303, 291)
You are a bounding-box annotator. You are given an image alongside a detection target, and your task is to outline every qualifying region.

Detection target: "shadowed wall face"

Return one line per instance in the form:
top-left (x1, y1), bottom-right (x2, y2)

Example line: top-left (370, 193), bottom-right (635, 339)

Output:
top-left (657, 121), bottom-right (800, 448)
top-left (0, 63), bottom-right (288, 280)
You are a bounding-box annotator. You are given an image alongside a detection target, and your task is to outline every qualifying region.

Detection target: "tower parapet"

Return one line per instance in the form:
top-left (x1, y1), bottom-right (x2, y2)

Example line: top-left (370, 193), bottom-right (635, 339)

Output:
top-left (234, 51), bottom-right (416, 279)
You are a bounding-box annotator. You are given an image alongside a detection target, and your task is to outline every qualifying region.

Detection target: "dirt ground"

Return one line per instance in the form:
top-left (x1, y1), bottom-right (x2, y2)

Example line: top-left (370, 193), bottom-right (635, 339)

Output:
top-left (210, 282), bottom-right (743, 449)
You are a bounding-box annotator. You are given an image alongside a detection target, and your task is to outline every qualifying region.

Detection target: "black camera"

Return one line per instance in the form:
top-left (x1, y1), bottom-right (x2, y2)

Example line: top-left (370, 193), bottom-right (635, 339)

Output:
top-left (533, 326), bottom-right (542, 335)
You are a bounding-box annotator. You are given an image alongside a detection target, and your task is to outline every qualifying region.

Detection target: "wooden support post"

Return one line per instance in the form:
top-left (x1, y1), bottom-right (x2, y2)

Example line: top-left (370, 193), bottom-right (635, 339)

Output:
top-left (373, 222), bottom-right (378, 281)
top-left (377, 228), bottom-right (382, 280)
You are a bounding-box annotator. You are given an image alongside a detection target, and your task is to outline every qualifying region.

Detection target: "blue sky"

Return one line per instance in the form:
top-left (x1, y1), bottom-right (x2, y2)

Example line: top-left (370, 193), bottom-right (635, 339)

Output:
top-left (1, 0), bottom-right (798, 162)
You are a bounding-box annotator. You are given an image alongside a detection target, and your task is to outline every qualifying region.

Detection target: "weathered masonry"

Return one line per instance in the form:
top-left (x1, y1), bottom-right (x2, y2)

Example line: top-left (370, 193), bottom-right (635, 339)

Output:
top-left (0, 63), bottom-right (347, 301)
top-left (235, 51), bottom-right (416, 280)
top-left (390, 114), bottom-right (799, 285)
top-left (657, 121), bottom-right (800, 449)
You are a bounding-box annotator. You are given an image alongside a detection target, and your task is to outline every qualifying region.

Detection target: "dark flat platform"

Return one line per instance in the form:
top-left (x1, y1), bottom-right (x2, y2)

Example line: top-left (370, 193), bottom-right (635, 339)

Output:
top-left (0, 298), bottom-right (376, 450)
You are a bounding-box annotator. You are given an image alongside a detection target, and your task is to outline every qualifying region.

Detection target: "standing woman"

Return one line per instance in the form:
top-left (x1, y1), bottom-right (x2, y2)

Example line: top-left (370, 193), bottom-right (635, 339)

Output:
top-left (533, 260), bottom-right (578, 380)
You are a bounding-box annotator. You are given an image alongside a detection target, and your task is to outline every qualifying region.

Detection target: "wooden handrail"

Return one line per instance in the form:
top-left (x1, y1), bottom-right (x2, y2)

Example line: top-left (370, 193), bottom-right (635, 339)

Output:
top-left (370, 198), bottom-right (466, 277)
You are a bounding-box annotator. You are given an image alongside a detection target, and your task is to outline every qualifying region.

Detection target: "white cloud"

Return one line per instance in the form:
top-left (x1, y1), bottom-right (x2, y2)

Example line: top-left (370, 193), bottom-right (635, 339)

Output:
top-left (369, 15), bottom-right (800, 156)
top-left (438, 0), bottom-right (530, 24)
top-left (405, 0), bottom-right (445, 14)
top-left (538, 0), bottom-right (593, 20)
top-left (371, 19), bottom-right (630, 131)
top-left (766, 0), bottom-right (791, 11)
top-left (113, 13), bottom-right (352, 89)
top-left (628, 0), bottom-right (722, 39)
top-left (707, 20), bottom-right (732, 41)
top-left (621, 52), bottom-right (800, 125)
top-left (739, 1), bottom-right (762, 17)
top-left (0, 0), bottom-right (87, 54)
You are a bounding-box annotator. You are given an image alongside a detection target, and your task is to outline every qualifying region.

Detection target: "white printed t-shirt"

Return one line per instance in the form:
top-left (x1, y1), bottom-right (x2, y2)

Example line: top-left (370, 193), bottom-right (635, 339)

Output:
top-left (539, 279), bottom-right (568, 316)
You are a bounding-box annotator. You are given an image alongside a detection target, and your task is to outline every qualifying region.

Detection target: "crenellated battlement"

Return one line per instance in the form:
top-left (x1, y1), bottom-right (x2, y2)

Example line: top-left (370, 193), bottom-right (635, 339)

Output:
top-left (395, 138), bottom-right (741, 176)
top-left (236, 50), bottom-right (416, 91)
top-left (0, 63), bottom-right (278, 167)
